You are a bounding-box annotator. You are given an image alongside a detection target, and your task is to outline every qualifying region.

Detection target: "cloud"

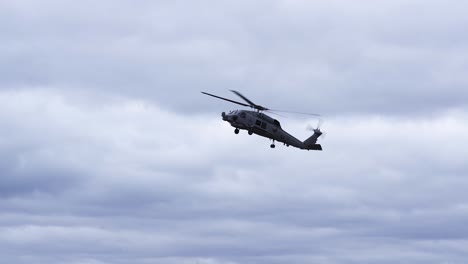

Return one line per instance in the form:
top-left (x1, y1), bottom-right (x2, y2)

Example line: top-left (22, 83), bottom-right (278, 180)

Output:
top-left (2, 0), bottom-right (468, 115)
top-left (1, 0), bottom-right (468, 263)
top-left (0, 89), bottom-right (467, 263)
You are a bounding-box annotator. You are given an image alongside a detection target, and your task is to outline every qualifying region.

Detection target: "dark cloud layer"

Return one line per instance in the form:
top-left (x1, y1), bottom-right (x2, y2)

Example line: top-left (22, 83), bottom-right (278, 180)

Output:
top-left (1, 1), bottom-right (468, 264)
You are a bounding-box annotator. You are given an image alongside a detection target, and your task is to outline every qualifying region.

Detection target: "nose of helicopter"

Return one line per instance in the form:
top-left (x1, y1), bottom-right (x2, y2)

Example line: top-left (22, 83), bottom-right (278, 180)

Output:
top-left (221, 112), bottom-right (238, 122)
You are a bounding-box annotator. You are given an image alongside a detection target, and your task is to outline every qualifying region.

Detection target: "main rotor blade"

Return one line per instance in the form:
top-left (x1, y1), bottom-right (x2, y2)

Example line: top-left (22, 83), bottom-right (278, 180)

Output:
top-left (265, 110), bottom-right (288, 118)
top-left (201, 92), bottom-right (251, 107)
top-left (230, 90), bottom-right (269, 111)
top-left (269, 109), bottom-right (321, 116)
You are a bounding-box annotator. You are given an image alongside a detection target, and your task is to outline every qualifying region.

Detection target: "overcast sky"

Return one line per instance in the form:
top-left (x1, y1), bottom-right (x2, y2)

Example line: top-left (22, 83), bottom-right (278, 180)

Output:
top-left (1, 1), bottom-right (468, 263)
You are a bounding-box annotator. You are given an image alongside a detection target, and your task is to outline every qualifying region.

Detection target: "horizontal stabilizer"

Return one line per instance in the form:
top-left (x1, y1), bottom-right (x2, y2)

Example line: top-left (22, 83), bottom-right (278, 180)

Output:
top-left (308, 144), bottom-right (322, 151)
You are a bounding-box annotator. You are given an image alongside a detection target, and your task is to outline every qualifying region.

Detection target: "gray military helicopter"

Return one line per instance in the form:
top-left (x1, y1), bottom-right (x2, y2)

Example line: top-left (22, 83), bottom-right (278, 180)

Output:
top-left (202, 90), bottom-right (323, 150)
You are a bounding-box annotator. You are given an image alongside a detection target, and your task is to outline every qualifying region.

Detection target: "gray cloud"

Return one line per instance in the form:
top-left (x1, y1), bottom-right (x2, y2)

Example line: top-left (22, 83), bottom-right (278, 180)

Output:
top-left (2, 0), bottom-right (468, 115)
top-left (1, 1), bottom-right (468, 263)
top-left (1, 90), bottom-right (468, 264)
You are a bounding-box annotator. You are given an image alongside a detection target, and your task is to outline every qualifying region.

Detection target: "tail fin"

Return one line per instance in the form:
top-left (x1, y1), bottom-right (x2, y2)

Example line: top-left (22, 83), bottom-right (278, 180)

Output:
top-left (303, 129), bottom-right (323, 151)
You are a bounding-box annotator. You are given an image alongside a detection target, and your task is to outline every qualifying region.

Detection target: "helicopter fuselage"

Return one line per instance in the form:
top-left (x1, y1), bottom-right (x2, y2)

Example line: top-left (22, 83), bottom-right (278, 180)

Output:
top-left (222, 110), bottom-right (322, 150)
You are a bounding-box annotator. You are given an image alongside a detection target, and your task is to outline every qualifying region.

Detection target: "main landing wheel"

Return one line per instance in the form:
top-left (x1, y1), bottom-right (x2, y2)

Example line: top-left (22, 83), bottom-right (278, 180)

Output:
top-left (234, 128), bottom-right (239, 134)
top-left (248, 130), bottom-right (253, 135)
top-left (270, 144), bottom-right (275, 148)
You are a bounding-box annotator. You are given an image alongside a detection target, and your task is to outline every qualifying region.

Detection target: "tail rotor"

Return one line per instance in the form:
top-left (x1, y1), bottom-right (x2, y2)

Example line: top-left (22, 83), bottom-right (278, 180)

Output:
top-left (306, 118), bottom-right (325, 139)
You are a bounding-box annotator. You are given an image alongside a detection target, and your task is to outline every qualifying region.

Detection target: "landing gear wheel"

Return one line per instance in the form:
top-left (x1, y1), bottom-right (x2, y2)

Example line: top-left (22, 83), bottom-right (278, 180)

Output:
top-left (234, 128), bottom-right (239, 134)
top-left (270, 144), bottom-right (275, 148)
top-left (248, 130), bottom-right (253, 135)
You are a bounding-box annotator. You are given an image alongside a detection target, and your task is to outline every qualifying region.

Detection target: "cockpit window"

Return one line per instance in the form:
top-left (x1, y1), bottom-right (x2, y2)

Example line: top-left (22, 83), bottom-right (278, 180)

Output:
top-left (240, 112), bottom-right (246, 118)
top-left (274, 119), bottom-right (281, 128)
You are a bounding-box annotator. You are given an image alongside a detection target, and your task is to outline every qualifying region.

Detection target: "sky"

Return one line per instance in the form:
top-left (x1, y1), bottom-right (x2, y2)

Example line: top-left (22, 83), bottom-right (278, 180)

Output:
top-left (1, 0), bottom-right (468, 263)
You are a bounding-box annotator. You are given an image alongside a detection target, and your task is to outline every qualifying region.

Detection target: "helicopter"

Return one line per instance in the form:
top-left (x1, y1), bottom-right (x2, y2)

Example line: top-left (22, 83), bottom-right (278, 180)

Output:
top-left (201, 90), bottom-right (323, 150)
